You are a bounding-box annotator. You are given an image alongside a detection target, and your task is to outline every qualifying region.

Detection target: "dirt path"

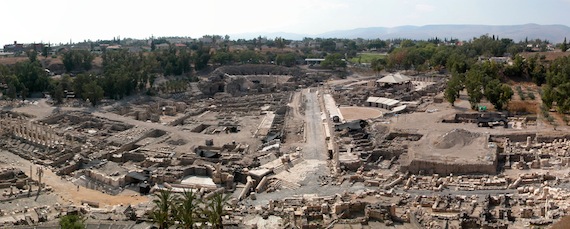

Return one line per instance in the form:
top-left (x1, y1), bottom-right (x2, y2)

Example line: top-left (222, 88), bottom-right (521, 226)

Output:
top-left (288, 91), bottom-right (304, 121)
top-left (3, 150), bottom-right (149, 208)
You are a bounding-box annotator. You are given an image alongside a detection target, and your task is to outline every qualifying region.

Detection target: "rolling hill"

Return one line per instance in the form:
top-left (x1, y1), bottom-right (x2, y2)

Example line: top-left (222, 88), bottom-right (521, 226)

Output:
top-left (232, 24), bottom-right (570, 43)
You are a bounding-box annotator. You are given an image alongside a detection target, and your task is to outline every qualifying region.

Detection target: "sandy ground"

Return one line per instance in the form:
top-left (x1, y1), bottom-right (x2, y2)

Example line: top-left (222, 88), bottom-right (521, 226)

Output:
top-left (339, 106), bottom-right (384, 121)
top-left (272, 159), bottom-right (326, 184)
top-left (243, 215), bottom-right (283, 229)
top-left (0, 150), bottom-right (149, 208)
top-left (386, 95), bottom-right (568, 134)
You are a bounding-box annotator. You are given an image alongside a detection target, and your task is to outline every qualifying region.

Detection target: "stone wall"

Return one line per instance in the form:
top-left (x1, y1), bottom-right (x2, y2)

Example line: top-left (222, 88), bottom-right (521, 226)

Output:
top-left (56, 160), bottom-right (82, 176)
top-left (84, 170), bottom-right (126, 187)
top-left (490, 133), bottom-right (536, 143)
top-left (403, 160), bottom-right (497, 175)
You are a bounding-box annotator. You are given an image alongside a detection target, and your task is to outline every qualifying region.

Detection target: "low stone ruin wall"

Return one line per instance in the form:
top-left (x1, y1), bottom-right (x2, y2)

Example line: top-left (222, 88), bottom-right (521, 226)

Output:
top-left (56, 160), bottom-right (82, 176)
top-left (403, 160), bottom-right (497, 175)
top-left (84, 170), bottom-right (127, 187)
top-left (490, 133), bottom-right (536, 143)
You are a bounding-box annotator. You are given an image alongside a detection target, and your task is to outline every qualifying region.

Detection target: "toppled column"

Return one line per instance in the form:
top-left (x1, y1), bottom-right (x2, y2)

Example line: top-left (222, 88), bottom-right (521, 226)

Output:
top-left (204, 188), bottom-right (225, 199)
top-left (238, 176), bottom-right (254, 201)
top-left (404, 175), bottom-right (415, 190)
top-left (434, 184), bottom-right (444, 191)
top-left (384, 175), bottom-right (405, 190)
top-left (255, 176), bottom-right (269, 193)
top-left (508, 176), bottom-right (523, 189)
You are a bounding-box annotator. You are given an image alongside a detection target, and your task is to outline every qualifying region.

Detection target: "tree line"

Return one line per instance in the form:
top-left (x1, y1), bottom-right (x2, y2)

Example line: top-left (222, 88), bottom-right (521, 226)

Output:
top-left (57, 189), bottom-right (231, 229)
top-left (0, 34), bottom-right (567, 111)
top-left (444, 60), bottom-right (514, 110)
top-left (150, 189), bottom-right (230, 229)
top-left (0, 51), bottom-right (49, 100)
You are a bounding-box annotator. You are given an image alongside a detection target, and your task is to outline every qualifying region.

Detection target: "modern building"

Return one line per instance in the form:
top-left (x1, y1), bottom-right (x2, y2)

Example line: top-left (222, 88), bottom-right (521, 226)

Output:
top-left (366, 96), bottom-right (400, 110)
top-left (376, 72), bottom-right (413, 90)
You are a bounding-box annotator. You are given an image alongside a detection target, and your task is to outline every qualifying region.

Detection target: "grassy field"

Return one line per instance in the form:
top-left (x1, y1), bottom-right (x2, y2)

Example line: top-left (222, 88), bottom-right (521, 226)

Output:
top-left (349, 52), bottom-right (387, 64)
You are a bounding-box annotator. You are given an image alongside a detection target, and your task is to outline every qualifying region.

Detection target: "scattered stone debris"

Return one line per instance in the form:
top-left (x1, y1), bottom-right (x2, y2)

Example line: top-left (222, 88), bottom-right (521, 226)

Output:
top-left (0, 69), bottom-right (569, 228)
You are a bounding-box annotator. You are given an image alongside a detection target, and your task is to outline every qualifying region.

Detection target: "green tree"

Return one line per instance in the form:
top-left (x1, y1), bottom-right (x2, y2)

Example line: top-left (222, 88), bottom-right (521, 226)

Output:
top-left (211, 51), bottom-right (234, 65)
top-left (321, 53), bottom-right (346, 70)
top-left (561, 37), bottom-right (568, 52)
top-left (367, 39), bottom-right (387, 50)
top-left (235, 50), bottom-right (261, 64)
top-left (542, 56), bottom-right (570, 112)
top-left (202, 192), bottom-right (231, 229)
top-left (59, 214), bottom-right (85, 229)
top-left (400, 39), bottom-right (415, 48)
top-left (4, 75), bottom-right (22, 99)
top-left (151, 190), bottom-right (176, 229)
top-left (42, 46), bottom-right (50, 58)
top-left (387, 48), bottom-right (408, 70)
top-left (465, 68), bottom-right (484, 110)
top-left (102, 49), bottom-right (153, 98)
top-left (52, 83), bottom-right (65, 104)
top-left (175, 190), bottom-right (199, 229)
top-left (274, 37), bottom-right (286, 49)
top-left (62, 50), bottom-right (94, 73)
top-left (275, 53), bottom-right (296, 67)
top-left (542, 84), bottom-right (554, 109)
top-left (193, 47), bottom-right (211, 71)
top-left (430, 47), bottom-right (451, 69)
top-left (444, 73), bottom-right (463, 106)
top-left (320, 39), bottom-right (337, 52)
top-left (13, 59), bottom-right (49, 94)
top-left (155, 47), bottom-right (193, 75)
top-left (446, 53), bottom-right (470, 74)
top-left (82, 81), bottom-right (104, 106)
top-left (27, 50), bottom-right (38, 63)
top-left (72, 73), bottom-right (92, 99)
top-left (371, 58), bottom-right (386, 75)
top-left (503, 55), bottom-right (525, 78)
top-left (553, 83), bottom-right (570, 113)
top-left (484, 79), bottom-right (513, 110)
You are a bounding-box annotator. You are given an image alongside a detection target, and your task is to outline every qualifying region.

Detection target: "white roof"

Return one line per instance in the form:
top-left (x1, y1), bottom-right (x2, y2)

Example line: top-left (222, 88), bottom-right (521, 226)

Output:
top-left (386, 99), bottom-right (399, 106)
top-left (366, 96), bottom-right (381, 103)
top-left (376, 73), bottom-right (411, 84)
top-left (366, 96), bottom-right (400, 106)
top-left (392, 105), bottom-right (407, 113)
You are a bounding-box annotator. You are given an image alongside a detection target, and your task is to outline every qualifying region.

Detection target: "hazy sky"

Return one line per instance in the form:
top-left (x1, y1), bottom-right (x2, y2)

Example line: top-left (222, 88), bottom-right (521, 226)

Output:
top-left (2, 0), bottom-right (570, 45)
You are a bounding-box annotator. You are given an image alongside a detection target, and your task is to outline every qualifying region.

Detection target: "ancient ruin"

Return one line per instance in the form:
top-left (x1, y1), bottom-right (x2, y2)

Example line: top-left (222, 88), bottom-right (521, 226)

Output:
top-left (0, 65), bottom-right (569, 228)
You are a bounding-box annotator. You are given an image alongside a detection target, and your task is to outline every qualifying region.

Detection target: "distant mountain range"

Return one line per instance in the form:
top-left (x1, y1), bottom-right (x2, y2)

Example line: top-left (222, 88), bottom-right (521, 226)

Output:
top-left (231, 24), bottom-right (570, 43)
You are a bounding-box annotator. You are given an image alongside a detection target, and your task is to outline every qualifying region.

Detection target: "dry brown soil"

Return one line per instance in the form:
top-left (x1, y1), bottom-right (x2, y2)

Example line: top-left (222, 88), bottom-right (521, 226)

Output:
top-left (339, 106), bottom-right (383, 121)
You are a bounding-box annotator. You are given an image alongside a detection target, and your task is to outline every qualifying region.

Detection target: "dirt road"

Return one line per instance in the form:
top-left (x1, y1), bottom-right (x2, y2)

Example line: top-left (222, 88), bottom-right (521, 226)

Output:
top-left (1, 150), bottom-right (149, 208)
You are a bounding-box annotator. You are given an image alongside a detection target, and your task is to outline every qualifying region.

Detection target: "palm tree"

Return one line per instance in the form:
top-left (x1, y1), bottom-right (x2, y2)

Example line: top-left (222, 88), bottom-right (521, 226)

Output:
top-left (151, 189), bottom-right (175, 229)
top-left (202, 192), bottom-right (231, 229)
top-left (174, 189), bottom-right (199, 229)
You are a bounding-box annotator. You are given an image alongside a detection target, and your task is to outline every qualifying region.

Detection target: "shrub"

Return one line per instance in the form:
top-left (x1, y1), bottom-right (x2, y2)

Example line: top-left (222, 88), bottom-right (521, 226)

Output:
top-left (516, 86), bottom-right (525, 100)
top-left (59, 214), bottom-right (85, 229)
